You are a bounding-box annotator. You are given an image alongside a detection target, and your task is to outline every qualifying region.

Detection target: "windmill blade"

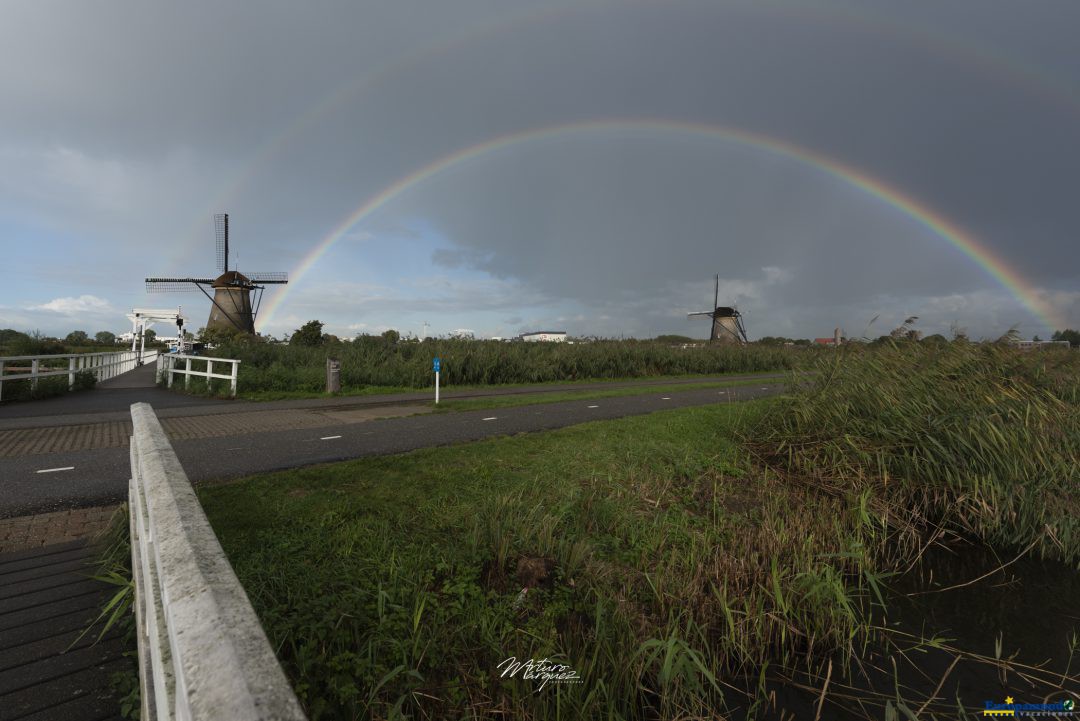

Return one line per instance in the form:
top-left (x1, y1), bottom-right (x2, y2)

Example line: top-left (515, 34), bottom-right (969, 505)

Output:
top-left (714, 274), bottom-right (719, 311)
top-left (145, 277), bottom-right (214, 293)
top-left (215, 213), bottom-right (229, 271)
top-left (245, 271), bottom-right (289, 283)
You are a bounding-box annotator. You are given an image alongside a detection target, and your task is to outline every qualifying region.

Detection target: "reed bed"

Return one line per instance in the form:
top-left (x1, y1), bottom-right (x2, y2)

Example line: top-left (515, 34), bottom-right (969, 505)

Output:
top-left (204, 338), bottom-right (798, 395)
top-left (747, 342), bottom-right (1080, 564)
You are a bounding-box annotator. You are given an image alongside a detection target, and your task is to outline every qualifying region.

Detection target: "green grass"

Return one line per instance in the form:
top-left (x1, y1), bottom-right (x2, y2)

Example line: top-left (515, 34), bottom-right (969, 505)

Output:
top-left (232, 375), bottom-right (781, 403)
top-left (200, 342), bottom-right (1080, 719)
top-left (748, 341), bottom-right (1080, 564)
top-left (199, 338), bottom-right (800, 397)
top-left (202, 399), bottom-right (884, 720)
top-left (430, 378), bottom-right (771, 413)
top-left (0, 370), bottom-right (97, 403)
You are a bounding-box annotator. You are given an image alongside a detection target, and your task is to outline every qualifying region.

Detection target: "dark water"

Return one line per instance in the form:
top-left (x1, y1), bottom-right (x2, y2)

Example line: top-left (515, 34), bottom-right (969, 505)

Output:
top-left (745, 542), bottom-right (1080, 720)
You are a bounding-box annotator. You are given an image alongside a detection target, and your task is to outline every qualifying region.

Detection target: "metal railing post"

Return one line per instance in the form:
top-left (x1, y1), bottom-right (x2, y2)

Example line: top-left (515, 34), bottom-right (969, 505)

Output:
top-left (230, 361), bottom-right (238, 397)
top-left (30, 359), bottom-right (39, 393)
top-left (184, 357), bottom-right (191, 389)
top-left (68, 356), bottom-right (76, 390)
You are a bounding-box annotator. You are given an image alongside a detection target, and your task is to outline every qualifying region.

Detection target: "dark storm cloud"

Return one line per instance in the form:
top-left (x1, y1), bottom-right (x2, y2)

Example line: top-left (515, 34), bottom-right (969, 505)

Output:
top-left (2, 0), bottom-right (1078, 338)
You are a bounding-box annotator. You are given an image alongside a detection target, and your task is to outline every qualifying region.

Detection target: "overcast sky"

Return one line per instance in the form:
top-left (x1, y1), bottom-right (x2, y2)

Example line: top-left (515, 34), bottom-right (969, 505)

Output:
top-left (2, 0), bottom-right (1078, 342)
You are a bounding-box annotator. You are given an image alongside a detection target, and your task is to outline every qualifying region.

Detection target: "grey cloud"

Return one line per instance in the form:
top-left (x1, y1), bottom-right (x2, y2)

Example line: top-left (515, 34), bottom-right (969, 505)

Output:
top-left (2, 1), bottom-right (1078, 340)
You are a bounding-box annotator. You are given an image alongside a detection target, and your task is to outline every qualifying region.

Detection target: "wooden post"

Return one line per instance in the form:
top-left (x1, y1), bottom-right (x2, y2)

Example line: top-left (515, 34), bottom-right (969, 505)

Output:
top-left (326, 357), bottom-right (341, 394)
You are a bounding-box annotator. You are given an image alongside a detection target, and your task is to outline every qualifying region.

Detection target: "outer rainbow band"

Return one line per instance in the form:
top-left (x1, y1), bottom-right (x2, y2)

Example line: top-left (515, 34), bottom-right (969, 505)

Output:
top-left (259, 119), bottom-right (1062, 332)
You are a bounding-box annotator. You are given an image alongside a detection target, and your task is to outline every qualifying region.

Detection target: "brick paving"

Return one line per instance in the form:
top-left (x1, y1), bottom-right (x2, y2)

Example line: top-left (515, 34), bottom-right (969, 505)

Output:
top-left (0, 505), bottom-right (120, 554)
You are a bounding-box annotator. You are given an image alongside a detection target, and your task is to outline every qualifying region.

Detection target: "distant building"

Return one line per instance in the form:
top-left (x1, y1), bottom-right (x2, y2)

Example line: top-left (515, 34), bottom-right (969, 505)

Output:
top-left (813, 328), bottom-right (847, 346)
top-left (520, 331), bottom-right (567, 343)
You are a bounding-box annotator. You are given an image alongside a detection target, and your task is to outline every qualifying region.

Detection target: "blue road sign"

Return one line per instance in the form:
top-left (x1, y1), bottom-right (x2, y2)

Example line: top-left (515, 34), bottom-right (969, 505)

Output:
top-left (433, 357), bottom-right (441, 373)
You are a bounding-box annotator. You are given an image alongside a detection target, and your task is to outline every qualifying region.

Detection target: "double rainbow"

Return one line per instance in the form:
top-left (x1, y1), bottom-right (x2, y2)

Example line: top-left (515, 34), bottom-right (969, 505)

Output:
top-left (258, 119), bottom-right (1063, 332)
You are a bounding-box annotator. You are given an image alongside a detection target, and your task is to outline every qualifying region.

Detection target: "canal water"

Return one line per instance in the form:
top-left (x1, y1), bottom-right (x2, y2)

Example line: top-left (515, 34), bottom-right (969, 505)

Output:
top-left (745, 541), bottom-right (1080, 719)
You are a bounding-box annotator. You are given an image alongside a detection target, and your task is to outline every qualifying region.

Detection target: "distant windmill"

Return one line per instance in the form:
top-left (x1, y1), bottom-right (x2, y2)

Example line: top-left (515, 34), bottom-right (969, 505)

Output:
top-left (688, 274), bottom-right (748, 344)
top-left (145, 214), bottom-right (288, 334)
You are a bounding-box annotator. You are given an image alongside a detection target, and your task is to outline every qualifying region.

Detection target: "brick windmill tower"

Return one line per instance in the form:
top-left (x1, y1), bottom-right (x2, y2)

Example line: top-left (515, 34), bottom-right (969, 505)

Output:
top-left (145, 214), bottom-right (288, 334)
top-left (687, 274), bottom-right (748, 344)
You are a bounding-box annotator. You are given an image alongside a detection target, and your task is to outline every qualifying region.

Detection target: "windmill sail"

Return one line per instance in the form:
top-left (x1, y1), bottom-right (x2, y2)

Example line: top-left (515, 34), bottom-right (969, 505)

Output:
top-left (215, 213), bottom-right (229, 271)
top-left (687, 273), bottom-right (748, 344)
top-left (144, 213), bottom-right (288, 334)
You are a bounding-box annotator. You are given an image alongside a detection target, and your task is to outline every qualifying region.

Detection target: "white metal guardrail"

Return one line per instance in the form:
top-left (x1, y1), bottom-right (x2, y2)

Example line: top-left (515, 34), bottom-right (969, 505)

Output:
top-left (0, 349), bottom-right (159, 401)
top-left (157, 353), bottom-right (241, 397)
top-left (129, 403), bottom-right (306, 721)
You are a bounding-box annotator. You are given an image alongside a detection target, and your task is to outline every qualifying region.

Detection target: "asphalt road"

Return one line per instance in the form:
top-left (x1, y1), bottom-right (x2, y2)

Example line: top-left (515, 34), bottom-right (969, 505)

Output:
top-left (0, 377), bottom-right (784, 518)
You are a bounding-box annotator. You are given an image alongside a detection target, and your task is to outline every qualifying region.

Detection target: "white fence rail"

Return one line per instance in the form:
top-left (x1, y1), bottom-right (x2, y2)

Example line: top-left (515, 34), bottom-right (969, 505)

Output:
top-left (157, 353), bottom-right (241, 397)
top-left (129, 403), bottom-right (306, 721)
top-left (0, 349), bottom-right (159, 401)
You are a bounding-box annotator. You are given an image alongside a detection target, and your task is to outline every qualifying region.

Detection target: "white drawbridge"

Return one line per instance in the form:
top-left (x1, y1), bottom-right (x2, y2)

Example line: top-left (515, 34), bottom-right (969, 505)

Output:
top-left (127, 307), bottom-right (188, 358)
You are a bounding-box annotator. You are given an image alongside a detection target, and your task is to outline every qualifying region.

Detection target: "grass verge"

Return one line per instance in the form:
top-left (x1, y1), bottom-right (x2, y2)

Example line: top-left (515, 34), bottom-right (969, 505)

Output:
top-left (200, 343), bottom-right (1080, 719)
top-left (173, 369), bottom-right (782, 402)
top-left (201, 399), bottom-right (886, 719)
top-left (429, 378), bottom-right (772, 413)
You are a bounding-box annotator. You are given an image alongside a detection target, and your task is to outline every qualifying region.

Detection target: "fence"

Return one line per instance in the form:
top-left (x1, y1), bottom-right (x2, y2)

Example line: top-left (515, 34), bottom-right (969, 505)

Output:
top-left (0, 349), bottom-right (159, 401)
top-left (157, 353), bottom-right (241, 397)
top-left (128, 402), bottom-right (307, 720)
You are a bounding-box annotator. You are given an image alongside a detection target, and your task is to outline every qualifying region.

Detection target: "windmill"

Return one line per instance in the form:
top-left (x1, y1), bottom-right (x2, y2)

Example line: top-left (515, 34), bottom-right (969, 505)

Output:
top-left (145, 214), bottom-right (288, 334)
top-left (688, 274), bottom-right (748, 344)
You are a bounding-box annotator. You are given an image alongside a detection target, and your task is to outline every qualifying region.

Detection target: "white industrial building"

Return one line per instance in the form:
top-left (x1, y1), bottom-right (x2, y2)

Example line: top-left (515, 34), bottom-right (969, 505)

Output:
top-left (520, 331), bottom-right (567, 343)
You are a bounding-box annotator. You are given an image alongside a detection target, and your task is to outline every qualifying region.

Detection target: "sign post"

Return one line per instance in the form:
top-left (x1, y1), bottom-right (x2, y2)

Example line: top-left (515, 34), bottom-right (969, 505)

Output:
top-left (433, 356), bottom-right (441, 404)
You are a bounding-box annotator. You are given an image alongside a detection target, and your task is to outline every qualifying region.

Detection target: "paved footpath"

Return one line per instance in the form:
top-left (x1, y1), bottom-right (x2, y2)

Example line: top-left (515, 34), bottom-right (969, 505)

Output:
top-left (0, 365), bottom-right (786, 521)
top-left (0, 539), bottom-right (128, 721)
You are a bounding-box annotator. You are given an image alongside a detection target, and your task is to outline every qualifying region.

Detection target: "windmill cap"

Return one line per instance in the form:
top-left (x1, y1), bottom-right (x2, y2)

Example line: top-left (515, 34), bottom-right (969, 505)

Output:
top-left (213, 270), bottom-right (252, 287)
top-left (715, 307), bottom-right (738, 316)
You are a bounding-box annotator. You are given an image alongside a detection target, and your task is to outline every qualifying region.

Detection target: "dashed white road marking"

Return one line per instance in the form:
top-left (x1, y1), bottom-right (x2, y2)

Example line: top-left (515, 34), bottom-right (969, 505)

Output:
top-left (482, 417), bottom-right (498, 421)
top-left (36, 466), bottom-right (75, 474)
top-left (718, 391), bottom-right (726, 394)
top-left (661, 397), bottom-right (671, 400)
top-left (320, 435), bottom-right (342, 440)
top-left (587, 405), bottom-right (599, 408)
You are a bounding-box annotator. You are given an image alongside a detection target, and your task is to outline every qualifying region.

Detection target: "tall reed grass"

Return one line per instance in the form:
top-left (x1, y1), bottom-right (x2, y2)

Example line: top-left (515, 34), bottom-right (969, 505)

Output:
top-left (748, 342), bottom-right (1080, 564)
top-left (205, 338), bottom-right (798, 394)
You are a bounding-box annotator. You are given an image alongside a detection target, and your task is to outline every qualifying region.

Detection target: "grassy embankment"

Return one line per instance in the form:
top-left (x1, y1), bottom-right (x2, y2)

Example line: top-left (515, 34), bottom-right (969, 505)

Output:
top-left (183, 339), bottom-right (799, 400)
top-left (200, 342), bottom-right (1079, 719)
top-left (428, 377), bottom-right (773, 413)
